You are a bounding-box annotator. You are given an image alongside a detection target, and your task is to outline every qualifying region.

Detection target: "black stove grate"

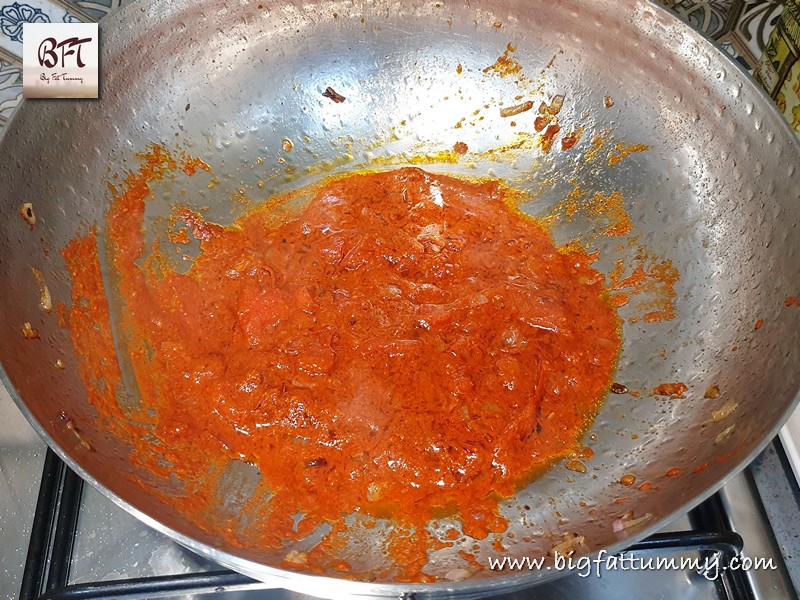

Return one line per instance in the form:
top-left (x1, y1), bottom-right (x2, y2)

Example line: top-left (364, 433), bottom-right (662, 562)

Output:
top-left (19, 449), bottom-right (751, 600)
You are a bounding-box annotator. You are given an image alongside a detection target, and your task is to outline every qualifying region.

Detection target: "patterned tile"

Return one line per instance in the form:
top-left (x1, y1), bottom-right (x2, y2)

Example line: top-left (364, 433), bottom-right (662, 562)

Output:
top-left (659, 0), bottom-right (785, 70)
top-left (0, 0), bottom-right (82, 56)
top-left (660, 0), bottom-right (744, 38)
top-left (776, 62), bottom-right (800, 130)
top-left (61, 0), bottom-right (123, 21)
top-left (776, 59), bottom-right (800, 131)
top-left (0, 57), bottom-right (21, 121)
top-left (720, 40), bottom-right (756, 70)
top-left (733, 0), bottom-right (785, 64)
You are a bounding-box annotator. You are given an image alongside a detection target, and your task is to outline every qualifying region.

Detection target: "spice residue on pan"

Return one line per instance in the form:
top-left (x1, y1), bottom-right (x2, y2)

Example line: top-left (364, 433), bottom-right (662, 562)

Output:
top-left (608, 142), bottom-right (649, 166)
top-left (650, 383), bottom-right (688, 399)
top-left (21, 322), bottom-right (38, 339)
top-left (62, 226), bottom-right (127, 423)
top-left (607, 247), bottom-right (680, 323)
top-left (483, 43), bottom-right (523, 77)
top-left (179, 154), bottom-right (211, 176)
top-left (547, 189), bottom-right (632, 238)
top-left (20, 202), bottom-right (36, 228)
top-left (63, 146), bottom-right (624, 582)
top-left (561, 127), bottom-right (583, 150)
top-left (322, 86), bottom-right (346, 103)
top-left (539, 123), bottom-right (561, 153)
top-left (584, 130), bottom-right (612, 163)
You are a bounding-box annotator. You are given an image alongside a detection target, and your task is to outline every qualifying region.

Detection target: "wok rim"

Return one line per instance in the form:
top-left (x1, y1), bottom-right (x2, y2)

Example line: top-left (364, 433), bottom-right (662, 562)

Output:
top-left (2, 0), bottom-right (799, 594)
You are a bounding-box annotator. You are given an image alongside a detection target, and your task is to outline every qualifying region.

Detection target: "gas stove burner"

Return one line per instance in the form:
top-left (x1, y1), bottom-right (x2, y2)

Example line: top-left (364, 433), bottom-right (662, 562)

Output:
top-left (16, 448), bottom-right (798, 600)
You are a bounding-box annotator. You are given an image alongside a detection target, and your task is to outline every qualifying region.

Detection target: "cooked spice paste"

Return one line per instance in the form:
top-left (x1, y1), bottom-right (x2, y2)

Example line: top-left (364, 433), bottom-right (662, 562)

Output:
top-left (64, 150), bottom-right (621, 580)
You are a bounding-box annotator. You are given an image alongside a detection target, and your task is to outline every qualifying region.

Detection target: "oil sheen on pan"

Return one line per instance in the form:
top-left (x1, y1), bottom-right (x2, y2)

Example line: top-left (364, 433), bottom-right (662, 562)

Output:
top-left (62, 147), bottom-right (624, 581)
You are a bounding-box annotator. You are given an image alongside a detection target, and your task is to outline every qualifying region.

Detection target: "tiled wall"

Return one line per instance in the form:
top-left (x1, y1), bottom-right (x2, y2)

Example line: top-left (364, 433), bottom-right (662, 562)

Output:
top-left (0, 0), bottom-right (787, 138)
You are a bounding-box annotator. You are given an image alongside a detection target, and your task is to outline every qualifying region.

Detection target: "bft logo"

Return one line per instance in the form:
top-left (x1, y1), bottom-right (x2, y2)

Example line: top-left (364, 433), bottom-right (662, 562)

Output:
top-left (23, 23), bottom-right (99, 99)
top-left (37, 36), bottom-right (93, 69)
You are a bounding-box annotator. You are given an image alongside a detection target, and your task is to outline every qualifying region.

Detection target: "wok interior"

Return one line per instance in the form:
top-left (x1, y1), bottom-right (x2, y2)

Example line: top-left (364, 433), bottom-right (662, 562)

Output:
top-left (0, 0), bottom-right (799, 592)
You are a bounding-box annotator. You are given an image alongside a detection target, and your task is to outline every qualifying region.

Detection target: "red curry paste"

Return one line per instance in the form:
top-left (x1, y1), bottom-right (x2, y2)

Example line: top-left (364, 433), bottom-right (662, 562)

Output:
top-left (64, 152), bottom-right (621, 580)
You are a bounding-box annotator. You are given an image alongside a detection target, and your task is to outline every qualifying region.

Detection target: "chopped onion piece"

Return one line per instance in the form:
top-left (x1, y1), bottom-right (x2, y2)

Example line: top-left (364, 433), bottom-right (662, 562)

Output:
top-left (20, 203), bottom-right (36, 228)
top-left (386, 283), bottom-right (402, 297)
top-left (613, 511), bottom-right (652, 533)
top-left (500, 100), bottom-right (534, 118)
top-left (548, 94), bottom-right (565, 115)
top-left (549, 532), bottom-right (587, 557)
top-left (710, 400), bottom-right (738, 423)
top-left (445, 568), bottom-right (471, 581)
top-left (32, 268), bottom-right (52, 312)
top-left (715, 424), bottom-right (736, 445)
top-left (284, 550), bottom-right (308, 565)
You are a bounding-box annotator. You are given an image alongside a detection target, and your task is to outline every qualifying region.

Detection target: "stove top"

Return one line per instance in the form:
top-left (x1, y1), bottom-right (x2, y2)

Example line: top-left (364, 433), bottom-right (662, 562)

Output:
top-left (2, 383), bottom-right (799, 600)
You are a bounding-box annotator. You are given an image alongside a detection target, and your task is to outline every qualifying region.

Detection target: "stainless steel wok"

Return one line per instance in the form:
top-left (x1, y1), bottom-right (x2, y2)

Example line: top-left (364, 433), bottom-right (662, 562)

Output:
top-left (1, 0), bottom-right (799, 596)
